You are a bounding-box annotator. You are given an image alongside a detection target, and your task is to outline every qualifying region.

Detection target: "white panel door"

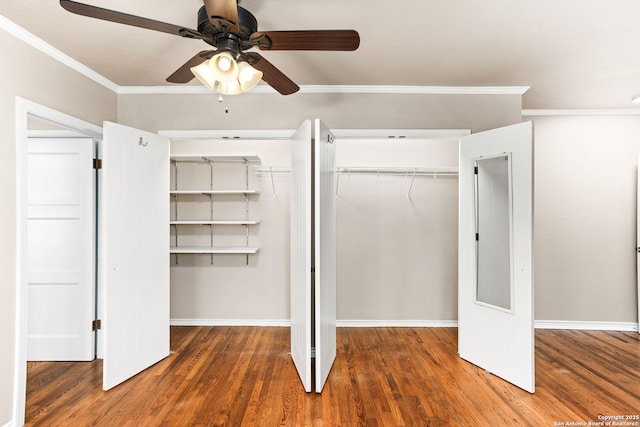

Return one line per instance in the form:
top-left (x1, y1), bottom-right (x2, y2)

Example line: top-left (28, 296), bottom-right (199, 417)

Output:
top-left (290, 120), bottom-right (313, 392)
top-left (101, 122), bottom-right (170, 391)
top-left (459, 121), bottom-right (534, 392)
top-left (314, 119), bottom-right (337, 393)
top-left (26, 137), bottom-right (95, 361)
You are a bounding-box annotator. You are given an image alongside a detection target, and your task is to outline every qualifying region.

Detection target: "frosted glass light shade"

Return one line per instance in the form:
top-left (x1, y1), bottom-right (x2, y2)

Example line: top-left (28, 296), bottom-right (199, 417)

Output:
top-left (190, 60), bottom-right (216, 90)
top-left (218, 80), bottom-right (242, 95)
top-left (209, 52), bottom-right (239, 83)
top-left (237, 61), bottom-right (263, 91)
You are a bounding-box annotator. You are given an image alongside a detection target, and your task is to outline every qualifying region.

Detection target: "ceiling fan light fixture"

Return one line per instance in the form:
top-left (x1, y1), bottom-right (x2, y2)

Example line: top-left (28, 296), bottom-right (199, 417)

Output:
top-left (190, 59), bottom-right (216, 89)
top-left (237, 61), bottom-right (263, 92)
top-left (209, 51), bottom-right (239, 83)
top-left (217, 80), bottom-right (243, 95)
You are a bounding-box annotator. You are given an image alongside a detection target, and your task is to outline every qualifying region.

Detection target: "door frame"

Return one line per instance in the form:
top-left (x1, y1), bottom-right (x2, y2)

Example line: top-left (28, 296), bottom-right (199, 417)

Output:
top-left (14, 97), bottom-right (103, 425)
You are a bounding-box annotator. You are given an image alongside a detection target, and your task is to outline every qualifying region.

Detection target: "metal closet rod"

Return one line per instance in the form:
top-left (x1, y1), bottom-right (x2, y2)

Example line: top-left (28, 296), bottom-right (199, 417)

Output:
top-left (253, 166), bottom-right (459, 175)
top-left (337, 166), bottom-right (459, 176)
top-left (254, 166), bottom-right (459, 199)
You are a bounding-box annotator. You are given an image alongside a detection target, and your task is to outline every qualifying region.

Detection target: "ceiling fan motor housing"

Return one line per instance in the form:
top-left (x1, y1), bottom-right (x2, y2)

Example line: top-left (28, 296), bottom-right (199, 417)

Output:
top-left (197, 5), bottom-right (258, 52)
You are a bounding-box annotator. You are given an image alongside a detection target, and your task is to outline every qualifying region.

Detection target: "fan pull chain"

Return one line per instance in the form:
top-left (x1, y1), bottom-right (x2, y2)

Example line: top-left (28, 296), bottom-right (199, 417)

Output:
top-left (217, 94), bottom-right (229, 113)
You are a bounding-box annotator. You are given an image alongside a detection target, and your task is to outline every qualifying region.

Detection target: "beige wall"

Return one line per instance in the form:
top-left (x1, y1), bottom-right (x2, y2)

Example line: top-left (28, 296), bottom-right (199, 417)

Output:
top-left (118, 93), bottom-right (522, 325)
top-left (532, 115), bottom-right (640, 323)
top-left (0, 29), bottom-right (117, 426)
top-left (169, 139), bottom-right (292, 322)
top-left (117, 92), bottom-right (522, 133)
top-left (336, 138), bottom-right (460, 321)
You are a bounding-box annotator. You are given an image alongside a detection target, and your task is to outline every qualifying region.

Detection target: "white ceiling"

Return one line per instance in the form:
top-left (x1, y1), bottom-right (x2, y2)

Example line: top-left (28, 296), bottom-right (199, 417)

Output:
top-left (3, 0), bottom-right (640, 109)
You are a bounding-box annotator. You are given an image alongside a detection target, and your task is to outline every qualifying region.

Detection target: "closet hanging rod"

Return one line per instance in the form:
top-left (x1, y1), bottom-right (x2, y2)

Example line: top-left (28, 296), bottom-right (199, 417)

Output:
top-left (255, 166), bottom-right (459, 175)
top-left (337, 166), bottom-right (459, 176)
top-left (255, 166), bottom-right (291, 174)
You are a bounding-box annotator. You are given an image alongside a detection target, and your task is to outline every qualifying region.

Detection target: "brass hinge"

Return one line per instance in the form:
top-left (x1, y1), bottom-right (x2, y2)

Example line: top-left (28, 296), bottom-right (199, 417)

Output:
top-left (93, 159), bottom-right (102, 170)
top-left (92, 319), bottom-right (102, 331)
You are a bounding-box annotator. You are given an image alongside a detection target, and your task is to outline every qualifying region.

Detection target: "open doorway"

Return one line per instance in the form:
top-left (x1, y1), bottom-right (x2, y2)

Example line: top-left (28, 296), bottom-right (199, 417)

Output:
top-left (14, 97), bottom-right (103, 425)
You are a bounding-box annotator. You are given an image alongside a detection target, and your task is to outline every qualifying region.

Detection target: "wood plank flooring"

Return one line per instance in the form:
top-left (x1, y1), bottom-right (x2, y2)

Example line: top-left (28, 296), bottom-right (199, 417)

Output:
top-left (25, 327), bottom-right (640, 426)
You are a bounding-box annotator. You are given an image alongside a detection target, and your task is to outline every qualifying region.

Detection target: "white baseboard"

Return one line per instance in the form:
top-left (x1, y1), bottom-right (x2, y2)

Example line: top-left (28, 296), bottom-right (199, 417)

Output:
top-left (534, 320), bottom-right (639, 332)
top-left (171, 318), bottom-right (638, 332)
top-left (2, 419), bottom-right (16, 427)
top-left (170, 319), bottom-right (458, 328)
top-left (170, 318), bottom-right (290, 327)
top-left (337, 320), bottom-right (459, 328)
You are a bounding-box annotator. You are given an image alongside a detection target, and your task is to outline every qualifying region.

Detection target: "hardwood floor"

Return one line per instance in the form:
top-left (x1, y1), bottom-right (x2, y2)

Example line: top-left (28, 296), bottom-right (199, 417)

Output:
top-left (26, 327), bottom-right (640, 426)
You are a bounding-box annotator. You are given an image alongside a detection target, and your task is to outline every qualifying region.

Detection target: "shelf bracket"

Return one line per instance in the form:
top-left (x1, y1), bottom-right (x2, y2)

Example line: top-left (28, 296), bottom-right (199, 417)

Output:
top-left (270, 166), bottom-right (276, 198)
top-left (407, 169), bottom-right (417, 199)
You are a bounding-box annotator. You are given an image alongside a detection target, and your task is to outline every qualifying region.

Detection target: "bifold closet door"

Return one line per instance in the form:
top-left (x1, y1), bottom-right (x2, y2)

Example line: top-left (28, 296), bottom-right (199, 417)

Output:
top-left (290, 120), bottom-right (313, 392)
top-left (314, 119), bottom-right (337, 393)
top-left (289, 119), bottom-right (338, 393)
top-left (101, 122), bottom-right (170, 391)
top-left (458, 121), bottom-right (534, 393)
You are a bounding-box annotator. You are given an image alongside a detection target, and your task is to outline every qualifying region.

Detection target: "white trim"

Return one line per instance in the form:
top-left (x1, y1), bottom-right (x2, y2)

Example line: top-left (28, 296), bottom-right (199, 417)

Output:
top-left (122, 85), bottom-right (530, 95)
top-left (0, 15), bottom-right (118, 93)
top-left (14, 97), bottom-right (103, 427)
top-left (170, 318), bottom-right (638, 331)
top-left (159, 129), bottom-right (295, 140)
top-left (2, 420), bottom-right (16, 427)
top-left (523, 109), bottom-right (640, 117)
top-left (299, 85), bottom-right (530, 95)
top-left (170, 319), bottom-right (460, 328)
top-left (161, 128), bottom-right (471, 141)
top-left (170, 318), bottom-right (290, 327)
top-left (534, 320), bottom-right (639, 332)
top-left (27, 129), bottom-right (92, 138)
top-left (332, 129), bottom-right (471, 140)
top-left (337, 320), bottom-right (459, 328)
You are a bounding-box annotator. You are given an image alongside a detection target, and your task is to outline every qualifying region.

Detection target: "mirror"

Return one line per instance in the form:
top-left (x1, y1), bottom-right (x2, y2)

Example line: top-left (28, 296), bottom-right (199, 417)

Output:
top-left (474, 154), bottom-right (513, 311)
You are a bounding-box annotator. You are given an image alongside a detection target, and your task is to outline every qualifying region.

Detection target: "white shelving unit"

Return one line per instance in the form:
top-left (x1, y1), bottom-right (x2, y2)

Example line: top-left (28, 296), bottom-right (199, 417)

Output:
top-left (170, 154), bottom-right (260, 262)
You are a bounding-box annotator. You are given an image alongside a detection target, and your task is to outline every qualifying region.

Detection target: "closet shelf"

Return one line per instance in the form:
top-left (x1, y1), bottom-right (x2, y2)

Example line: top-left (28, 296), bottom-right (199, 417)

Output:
top-left (170, 246), bottom-right (260, 254)
top-left (170, 153), bottom-right (261, 263)
top-left (170, 190), bottom-right (260, 195)
top-left (170, 155), bottom-right (260, 163)
top-left (170, 220), bottom-right (259, 225)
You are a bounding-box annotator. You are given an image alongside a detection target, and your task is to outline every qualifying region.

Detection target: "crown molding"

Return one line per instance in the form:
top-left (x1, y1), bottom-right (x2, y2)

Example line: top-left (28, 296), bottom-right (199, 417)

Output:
top-left (1, 15), bottom-right (530, 97)
top-left (523, 108), bottom-right (640, 116)
top-left (0, 15), bottom-right (119, 92)
top-left (11, 15), bottom-right (640, 113)
top-left (119, 84), bottom-right (530, 96)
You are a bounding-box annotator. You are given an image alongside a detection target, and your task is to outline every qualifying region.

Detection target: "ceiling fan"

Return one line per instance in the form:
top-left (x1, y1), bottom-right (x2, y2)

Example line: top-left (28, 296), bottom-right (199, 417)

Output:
top-left (59, 0), bottom-right (360, 95)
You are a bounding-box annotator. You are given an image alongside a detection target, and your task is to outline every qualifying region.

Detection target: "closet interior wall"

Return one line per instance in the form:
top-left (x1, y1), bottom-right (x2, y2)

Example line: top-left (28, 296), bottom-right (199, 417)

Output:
top-left (168, 135), bottom-right (460, 325)
top-left (169, 138), bottom-right (292, 324)
top-left (336, 137), bottom-right (460, 323)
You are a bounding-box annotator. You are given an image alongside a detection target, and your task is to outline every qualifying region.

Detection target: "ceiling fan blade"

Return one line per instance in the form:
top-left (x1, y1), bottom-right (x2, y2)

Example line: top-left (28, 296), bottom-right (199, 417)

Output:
top-left (166, 51), bottom-right (215, 83)
top-left (251, 30), bottom-right (360, 51)
top-left (245, 52), bottom-right (299, 95)
top-left (203, 0), bottom-right (239, 33)
top-left (60, 0), bottom-right (202, 39)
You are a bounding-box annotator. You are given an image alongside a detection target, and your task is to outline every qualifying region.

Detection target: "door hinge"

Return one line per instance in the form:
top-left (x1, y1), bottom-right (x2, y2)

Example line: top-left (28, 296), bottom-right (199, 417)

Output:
top-left (311, 266), bottom-right (316, 273)
top-left (474, 166), bottom-right (478, 175)
top-left (93, 158), bottom-right (102, 170)
top-left (475, 233), bottom-right (479, 241)
top-left (92, 319), bottom-right (102, 331)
